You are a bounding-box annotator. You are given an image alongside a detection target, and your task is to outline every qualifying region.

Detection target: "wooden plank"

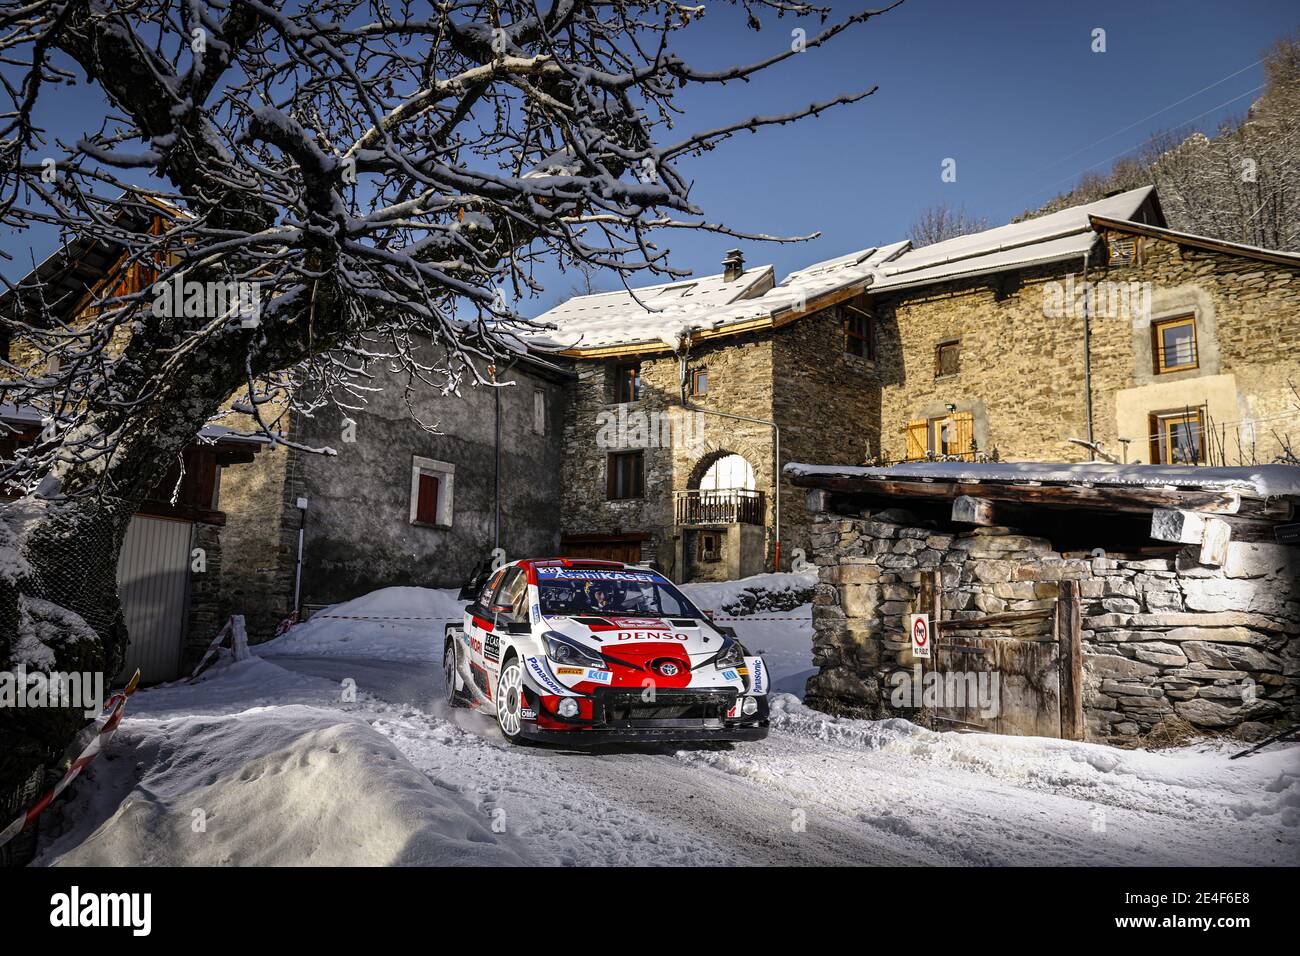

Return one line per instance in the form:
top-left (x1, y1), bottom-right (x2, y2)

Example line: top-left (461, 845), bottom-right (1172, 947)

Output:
top-left (937, 609), bottom-right (1053, 630)
top-left (786, 473), bottom-right (1266, 516)
top-left (1198, 516), bottom-right (1232, 567)
top-left (1056, 579), bottom-right (1084, 741)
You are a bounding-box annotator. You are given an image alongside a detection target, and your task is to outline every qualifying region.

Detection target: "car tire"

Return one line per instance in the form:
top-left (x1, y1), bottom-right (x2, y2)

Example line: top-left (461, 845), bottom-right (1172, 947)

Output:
top-left (495, 656), bottom-right (528, 745)
top-left (443, 634), bottom-right (470, 708)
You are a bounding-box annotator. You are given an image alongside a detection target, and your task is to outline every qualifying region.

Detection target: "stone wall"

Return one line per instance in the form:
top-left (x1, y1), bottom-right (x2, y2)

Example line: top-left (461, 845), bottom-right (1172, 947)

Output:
top-left (807, 508), bottom-right (1299, 744)
top-left (560, 302), bottom-right (879, 579)
top-left (871, 238), bottom-right (1300, 465)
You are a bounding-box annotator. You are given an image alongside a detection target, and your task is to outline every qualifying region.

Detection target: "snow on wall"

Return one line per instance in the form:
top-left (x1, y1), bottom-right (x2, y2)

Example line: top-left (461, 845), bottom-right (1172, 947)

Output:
top-left (786, 460), bottom-right (1300, 498)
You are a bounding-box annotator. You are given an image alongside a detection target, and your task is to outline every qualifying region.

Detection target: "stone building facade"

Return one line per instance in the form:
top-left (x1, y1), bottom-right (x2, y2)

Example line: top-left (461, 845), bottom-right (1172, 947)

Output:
top-left (872, 215), bottom-right (1300, 468)
top-left (557, 300), bottom-right (877, 582)
top-left (216, 348), bottom-right (570, 639)
top-left (801, 491), bottom-right (1299, 744)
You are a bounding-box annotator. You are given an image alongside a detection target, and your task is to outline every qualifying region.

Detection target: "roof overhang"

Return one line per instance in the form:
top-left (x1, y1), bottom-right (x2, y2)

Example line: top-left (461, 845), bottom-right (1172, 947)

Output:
top-left (1089, 216), bottom-right (1300, 269)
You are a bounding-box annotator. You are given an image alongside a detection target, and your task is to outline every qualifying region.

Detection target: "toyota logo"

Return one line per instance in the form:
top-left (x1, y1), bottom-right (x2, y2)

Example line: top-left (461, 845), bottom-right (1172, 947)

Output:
top-left (656, 660), bottom-right (680, 677)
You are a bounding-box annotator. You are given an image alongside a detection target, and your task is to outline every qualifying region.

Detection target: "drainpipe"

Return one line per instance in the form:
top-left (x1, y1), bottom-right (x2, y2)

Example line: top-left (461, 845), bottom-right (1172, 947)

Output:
top-left (1082, 249), bottom-right (1096, 459)
top-left (678, 352), bottom-right (782, 571)
top-left (293, 496), bottom-right (308, 618)
top-left (492, 363), bottom-right (501, 551)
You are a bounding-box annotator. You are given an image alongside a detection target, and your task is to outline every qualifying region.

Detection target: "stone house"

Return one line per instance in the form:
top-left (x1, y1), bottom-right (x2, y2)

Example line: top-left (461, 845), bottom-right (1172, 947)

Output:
top-left (1, 233), bottom-right (267, 682)
top-left (789, 460), bottom-right (1299, 743)
top-left (535, 185), bottom-right (1300, 586)
top-left (533, 245), bottom-right (907, 582)
top-left (215, 347), bottom-right (571, 640)
top-left (868, 186), bottom-right (1300, 467)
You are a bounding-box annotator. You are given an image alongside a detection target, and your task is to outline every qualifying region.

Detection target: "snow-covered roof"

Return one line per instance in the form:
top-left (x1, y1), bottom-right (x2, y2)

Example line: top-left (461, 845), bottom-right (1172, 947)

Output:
top-left (785, 460), bottom-right (1300, 499)
top-left (869, 186), bottom-right (1157, 292)
top-left (528, 264), bottom-right (776, 351)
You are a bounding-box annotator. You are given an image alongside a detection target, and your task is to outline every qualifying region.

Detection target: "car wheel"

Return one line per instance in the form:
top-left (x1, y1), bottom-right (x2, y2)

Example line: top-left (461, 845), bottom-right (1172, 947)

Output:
top-left (495, 657), bottom-right (527, 744)
top-left (443, 635), bottom-right (468, 708)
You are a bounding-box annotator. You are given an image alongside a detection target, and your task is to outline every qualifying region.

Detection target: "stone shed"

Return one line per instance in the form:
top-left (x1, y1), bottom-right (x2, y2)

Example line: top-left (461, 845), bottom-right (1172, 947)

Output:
top-left (787, 460), bottom-right (1300, 744)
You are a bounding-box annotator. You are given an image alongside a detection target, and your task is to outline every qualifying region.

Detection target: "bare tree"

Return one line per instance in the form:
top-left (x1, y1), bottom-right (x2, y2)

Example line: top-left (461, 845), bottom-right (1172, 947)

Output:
top-left (0, 2), bottom-right (901, 792)
top-left (1023, 32), bottom-right (1300, 252)
top-left (908, 201), bottom-right (989, 247)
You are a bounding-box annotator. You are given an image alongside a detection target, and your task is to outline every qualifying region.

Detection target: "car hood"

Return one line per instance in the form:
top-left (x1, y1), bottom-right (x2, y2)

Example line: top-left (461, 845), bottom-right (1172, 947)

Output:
top-left (541, 614), bottom-right (728, 661)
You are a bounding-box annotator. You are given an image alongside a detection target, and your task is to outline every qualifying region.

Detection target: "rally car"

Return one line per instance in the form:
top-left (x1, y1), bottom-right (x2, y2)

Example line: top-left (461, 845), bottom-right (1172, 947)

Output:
top-left (443, 558), bottom-right (769, 745)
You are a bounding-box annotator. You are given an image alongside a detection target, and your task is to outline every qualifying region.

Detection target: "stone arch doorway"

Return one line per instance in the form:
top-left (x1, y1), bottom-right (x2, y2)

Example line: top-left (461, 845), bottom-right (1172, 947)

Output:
top-left (677, 449), bottom-right (766, 583)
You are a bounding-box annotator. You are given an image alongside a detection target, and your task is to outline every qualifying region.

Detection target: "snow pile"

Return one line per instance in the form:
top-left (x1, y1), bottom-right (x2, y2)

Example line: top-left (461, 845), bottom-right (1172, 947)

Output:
top-left (768, 694), bottom-right (1300, 835)
top-left (36, 665), bottom-right (523, 866)
top-left (682, 572), bottom-right (816, 698)
top-left (261, 586), bottom-right (464, 663)
top-left (684, 570), bottom-right (817, 616)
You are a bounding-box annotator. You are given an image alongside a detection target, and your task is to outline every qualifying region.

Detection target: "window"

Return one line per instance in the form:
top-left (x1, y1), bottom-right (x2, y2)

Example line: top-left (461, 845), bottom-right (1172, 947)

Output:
top-left (1152, 315), bottom-right (1198, 374)
top-left (492, 568), bottom-right (529, 623)
top-left (935, 340), bottom-right (960, 378)
top-left (904, 412), bottom-right (974, 461)
top-left (409, 456), bottom-right (454, 526)
top-left (689, 367), bottom-right (708, 397)
top-left (614, 362), bottom-right (641, 403)
top-left (844, 309), bottom-right (874, 360)
top-left (607, 450), bottom-right (644, 500)
top-left (698, 531), bottom-right (721, 563)
top-left (1150, 408), bottom-right (1206, 465)
top-left (533, 389), bottom-right (546, 435)
top-left (476, 568), bottom-right (506, 610)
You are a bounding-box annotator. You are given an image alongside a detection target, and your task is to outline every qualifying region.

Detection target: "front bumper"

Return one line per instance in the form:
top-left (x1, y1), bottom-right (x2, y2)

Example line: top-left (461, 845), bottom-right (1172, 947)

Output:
top-left (523, 687), bottom-right (769, 746)
top-left (518, 722), bottom-right (769, 746)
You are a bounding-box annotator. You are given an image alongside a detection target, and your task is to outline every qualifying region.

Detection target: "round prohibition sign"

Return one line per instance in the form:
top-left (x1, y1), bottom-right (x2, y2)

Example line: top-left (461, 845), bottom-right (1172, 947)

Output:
top-left (912, 617), bottom-right (929, 648)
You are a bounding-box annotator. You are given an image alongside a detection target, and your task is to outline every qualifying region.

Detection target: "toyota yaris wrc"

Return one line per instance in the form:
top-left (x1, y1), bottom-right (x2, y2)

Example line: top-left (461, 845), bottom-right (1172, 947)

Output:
top-left (444, 558), bottom-right (770, 745)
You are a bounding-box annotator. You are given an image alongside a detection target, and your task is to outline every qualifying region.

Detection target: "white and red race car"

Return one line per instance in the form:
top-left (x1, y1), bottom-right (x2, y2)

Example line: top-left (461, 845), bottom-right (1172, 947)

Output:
top-left (444, 558), bottom-right (769, 745)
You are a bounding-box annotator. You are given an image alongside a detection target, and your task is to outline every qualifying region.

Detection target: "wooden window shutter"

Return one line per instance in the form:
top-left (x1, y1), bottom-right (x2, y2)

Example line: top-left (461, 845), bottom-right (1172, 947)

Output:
top-left (416, 472), bottom-right (440, 524)
top-left (905, 420), bottom-right (928, 461)
top-left (951, 411), bottom-right (975, 456)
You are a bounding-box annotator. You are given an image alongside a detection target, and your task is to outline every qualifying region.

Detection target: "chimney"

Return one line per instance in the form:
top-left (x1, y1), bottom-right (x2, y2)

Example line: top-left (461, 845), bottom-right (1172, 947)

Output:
top-left (722, 248), bottom-right (744, 282)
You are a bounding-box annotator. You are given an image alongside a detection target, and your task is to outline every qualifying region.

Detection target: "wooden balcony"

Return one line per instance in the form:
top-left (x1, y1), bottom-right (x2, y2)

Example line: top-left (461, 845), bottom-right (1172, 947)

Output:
top-left (674, 488), bottom-right (765, 526)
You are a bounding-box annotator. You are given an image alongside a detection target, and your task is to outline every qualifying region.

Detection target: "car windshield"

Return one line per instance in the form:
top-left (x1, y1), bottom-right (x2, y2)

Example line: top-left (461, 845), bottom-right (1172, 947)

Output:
top-left (535, 569), bottom-right (704, 618)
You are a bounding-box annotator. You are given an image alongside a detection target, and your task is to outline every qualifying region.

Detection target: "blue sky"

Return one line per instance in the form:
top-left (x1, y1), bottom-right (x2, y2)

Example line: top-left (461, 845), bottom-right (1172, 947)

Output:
top-left (3, 0), bottom-right (1296, 314)
top-left (613, 0), bottom-right (1298, 303)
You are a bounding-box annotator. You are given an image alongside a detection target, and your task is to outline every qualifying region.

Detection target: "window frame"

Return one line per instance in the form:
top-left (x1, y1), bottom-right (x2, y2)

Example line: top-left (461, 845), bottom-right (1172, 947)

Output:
top-left (408, 456), bottom-right (455, 527)
top-left (935, 339), bottom-right (960, 379)
top-left (698, 530), bottom-right (721, 563)
top-left (532, 388), bottom-right (546, 435)
top-left (606, 449), bottom-right (645, 500)
top-left (689, 367), bottom-right (709, 397)
top-left (844, 309), bottom-right (874, 360)
top-left (1149, 408), bottom-right (1207, 465)
top-left (1151, 315), bottom-right (1199, 375)
top-left (613, 361), bottom-right (641, 403)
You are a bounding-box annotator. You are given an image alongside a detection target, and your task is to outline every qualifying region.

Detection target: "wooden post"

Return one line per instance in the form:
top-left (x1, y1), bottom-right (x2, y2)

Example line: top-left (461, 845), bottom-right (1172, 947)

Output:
top-left (1056, 579), bottom-right (1084, 741)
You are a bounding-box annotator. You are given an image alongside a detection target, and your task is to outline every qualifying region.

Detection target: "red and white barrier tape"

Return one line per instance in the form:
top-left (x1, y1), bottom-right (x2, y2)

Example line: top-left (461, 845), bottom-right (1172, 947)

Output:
top-left (0, 668), bottom-right (141, 851)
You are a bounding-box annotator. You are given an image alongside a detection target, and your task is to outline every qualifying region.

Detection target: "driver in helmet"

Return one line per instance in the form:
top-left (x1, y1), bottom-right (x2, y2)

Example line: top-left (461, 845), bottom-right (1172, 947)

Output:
top-left (583, 580), bottom-right (620, 613)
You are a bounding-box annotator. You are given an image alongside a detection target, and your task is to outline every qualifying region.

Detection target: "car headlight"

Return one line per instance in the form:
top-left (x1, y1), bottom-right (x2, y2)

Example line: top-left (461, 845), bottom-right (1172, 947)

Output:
top-left (543, 632), bottom-right (606, 669)
top-left (712, 638), bottom-right (746, 670)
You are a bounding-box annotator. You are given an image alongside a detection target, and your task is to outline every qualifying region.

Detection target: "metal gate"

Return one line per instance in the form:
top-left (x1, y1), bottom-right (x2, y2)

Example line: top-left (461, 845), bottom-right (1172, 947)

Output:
top-left (116, 515), bottom-right (194, 683)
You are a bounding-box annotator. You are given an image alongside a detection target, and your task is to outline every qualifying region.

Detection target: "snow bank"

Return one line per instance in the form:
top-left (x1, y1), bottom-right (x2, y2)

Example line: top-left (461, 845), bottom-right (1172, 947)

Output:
top-left (683, 572), bottom-right (816, 697)
top-left (768, 694), bottom-right (1300, 833)
top-left (36, 688), bottom-right (523, 866)
top-left (785, 460), bottom-right (1300, 497)
top-left (260, 586), bottom-right (464, 663)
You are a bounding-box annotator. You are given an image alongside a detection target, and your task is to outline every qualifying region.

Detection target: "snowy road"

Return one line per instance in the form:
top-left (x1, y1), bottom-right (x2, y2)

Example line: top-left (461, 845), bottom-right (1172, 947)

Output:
top-left (33, 583), bottom-right (1299, 867)
top-left (271, 653), bottom-right (1298, 867)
